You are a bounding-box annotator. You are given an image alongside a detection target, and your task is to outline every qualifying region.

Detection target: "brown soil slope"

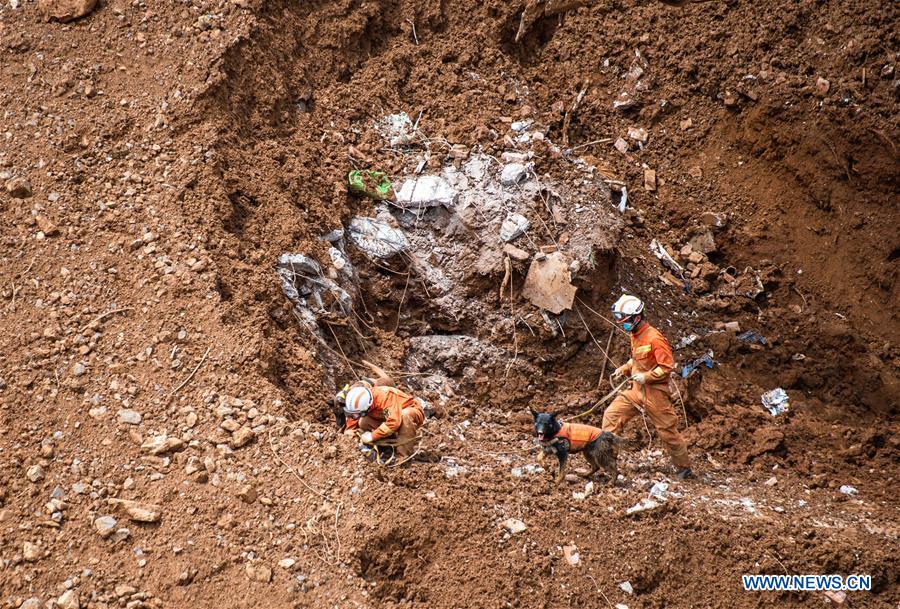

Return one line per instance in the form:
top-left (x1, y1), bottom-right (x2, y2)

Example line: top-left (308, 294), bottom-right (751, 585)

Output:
top-left (1, 1), bottom-right (897, 608)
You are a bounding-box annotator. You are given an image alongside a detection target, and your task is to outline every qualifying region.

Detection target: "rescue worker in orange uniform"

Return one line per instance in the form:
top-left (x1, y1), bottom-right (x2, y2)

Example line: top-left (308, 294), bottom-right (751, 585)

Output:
top-left (603, 294), bottom-right (692, 479)
top-left (342, 383), bottom-right (425, 460)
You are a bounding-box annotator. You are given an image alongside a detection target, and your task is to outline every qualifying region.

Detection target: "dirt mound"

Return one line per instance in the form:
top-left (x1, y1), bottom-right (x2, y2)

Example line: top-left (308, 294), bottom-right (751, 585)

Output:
top-left (1, 0), bottom-right (898, 607)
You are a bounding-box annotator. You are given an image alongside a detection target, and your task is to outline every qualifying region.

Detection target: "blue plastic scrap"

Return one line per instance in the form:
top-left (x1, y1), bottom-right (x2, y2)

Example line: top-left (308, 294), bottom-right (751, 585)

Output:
top-left (737, 330), bottom-right (768, 345)
top-left (681, 351), bottom-right (716, 378)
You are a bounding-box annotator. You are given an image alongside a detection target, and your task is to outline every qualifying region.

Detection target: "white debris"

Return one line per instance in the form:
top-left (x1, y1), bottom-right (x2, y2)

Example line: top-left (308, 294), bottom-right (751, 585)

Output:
top-left (627, 127), bottom-right (648, 143)
top-left (378, 112), bottom-right (414, 145)
top-left (499, 213), bottom-right (530, 242)
top-left (674, 334), bottom-right (700, 350)
top-left (761, 388), bottom-right (790, 416)
top-left (511, 119), bottom-right (533, 132)
top-left (617, 185), bottom-right (628, 213)
top-left (511, 464), bottom-right (545, 478)
top-left (563, 544), bottom-right (580, 566)
top-left (619, 581), bottom-right (634, 595)
top-left (500, 163), bottom-right (528, 186)
top-left (116, 409), bottom-right (142, 425)
top-left (395, 175), bottom-right (456, 208)
top-left (839, 485), bottom-right (858, 496)
top-left (328, 247), bottom-right (347, 270)
top-left (626, 498), bottom-right (660, 515)
top-left (649, 239), bottom-right (684, 275)
top-left (502, 518), bottom-right (527, 534)
top-left (463, 155), bottom-right (487, 181)
top-left (648, 482), bottom-right (670, 500)
top-left (348, 217), bottom-right (409, 258)
top-left (573, 480), bottom-right (594, 500)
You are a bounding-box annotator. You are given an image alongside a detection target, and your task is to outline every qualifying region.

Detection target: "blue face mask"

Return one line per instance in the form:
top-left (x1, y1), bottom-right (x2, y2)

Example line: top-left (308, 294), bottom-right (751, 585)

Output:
top-left (622, 322), bottom-right (634, 331)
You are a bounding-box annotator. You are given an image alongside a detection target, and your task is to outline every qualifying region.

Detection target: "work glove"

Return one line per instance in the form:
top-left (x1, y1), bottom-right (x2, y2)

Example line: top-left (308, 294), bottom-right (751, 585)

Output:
top-left (611, 365), bottom-right (627, 380)
top-left (359, 431), bottom-right (374, 444)
top-left (631, 372), bottom-right (647, 385)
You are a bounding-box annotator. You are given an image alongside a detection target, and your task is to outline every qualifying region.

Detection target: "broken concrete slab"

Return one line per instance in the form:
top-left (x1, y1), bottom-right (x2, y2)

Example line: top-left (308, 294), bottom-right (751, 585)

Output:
top-left (521, 252), bottom-right (577, 314)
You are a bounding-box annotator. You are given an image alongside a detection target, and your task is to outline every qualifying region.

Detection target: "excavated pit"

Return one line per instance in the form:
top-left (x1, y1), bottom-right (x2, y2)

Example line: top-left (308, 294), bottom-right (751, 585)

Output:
top-left (197, 0), bottom-right (633, 423)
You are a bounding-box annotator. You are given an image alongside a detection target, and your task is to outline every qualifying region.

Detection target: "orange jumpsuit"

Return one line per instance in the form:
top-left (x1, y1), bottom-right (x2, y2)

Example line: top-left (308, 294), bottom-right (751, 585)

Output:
top-left (554, 423), bottom-right (602, 451)
top-left (346, 386), bottom-right (425, 457)
top-left (602, 323), bottom-right (690, 468)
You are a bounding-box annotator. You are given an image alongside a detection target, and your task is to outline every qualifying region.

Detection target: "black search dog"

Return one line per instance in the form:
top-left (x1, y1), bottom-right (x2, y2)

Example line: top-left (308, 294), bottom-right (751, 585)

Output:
top-left (531, 409), bottom-right (620, 486)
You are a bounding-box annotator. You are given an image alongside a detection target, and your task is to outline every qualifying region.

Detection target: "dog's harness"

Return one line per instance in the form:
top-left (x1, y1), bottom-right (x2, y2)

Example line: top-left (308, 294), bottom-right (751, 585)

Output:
top-left (547, 423), bottom-right (603, 452)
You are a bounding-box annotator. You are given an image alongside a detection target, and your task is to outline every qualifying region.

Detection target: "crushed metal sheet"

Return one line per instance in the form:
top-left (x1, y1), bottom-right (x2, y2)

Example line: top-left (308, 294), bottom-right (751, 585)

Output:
top-left (275, 253), bottom-right (353, 321)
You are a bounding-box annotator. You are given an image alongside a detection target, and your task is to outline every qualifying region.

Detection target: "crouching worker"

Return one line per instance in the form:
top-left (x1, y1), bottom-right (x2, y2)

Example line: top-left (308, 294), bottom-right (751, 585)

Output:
top-left (342, 384), bottom-right (425, 461)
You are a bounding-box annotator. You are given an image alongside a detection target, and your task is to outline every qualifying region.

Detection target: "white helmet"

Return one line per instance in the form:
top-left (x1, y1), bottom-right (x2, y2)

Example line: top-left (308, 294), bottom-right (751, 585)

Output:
top-left (612, 294), bottom-right (644, 321)
top-left (343, 386), bottom-right (372, 416)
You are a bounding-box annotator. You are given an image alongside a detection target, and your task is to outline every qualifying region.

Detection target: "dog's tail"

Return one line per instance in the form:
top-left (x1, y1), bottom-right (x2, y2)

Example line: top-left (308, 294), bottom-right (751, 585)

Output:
top-left (599, 431), bottom-right (622, 444)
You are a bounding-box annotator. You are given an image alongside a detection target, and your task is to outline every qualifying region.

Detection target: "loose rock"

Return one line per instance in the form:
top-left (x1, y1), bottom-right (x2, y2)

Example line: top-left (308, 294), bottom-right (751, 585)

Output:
top-left (26, 464), bottom-right (45, 482)
top-left (643, 168), bottom-right (657, 191)
top-left (5, 178), bottom-right (32, 198)
top-left (117, 409), bottom-right (142, 425)
top-left (245, 561), bottom-right (272, 583)
top-left (499, 213), bottom-right (530, 242)
top-left (94, 515), bottom-right (118, 538)
top-left (231, 426), bottom-right (256, 449)
top-left (39, 0), bottom-right (98, 23)
top-left (141, 434), bottom-right (184, 455)
top-left (502, 243), bottom-right (530, 262)
top-left (56, 590), bottom-right (79, 609)
top-left (23, 541), bottom-right (41, 562)
top-left (237, 484), bottom-right (258, 504)
top-left (108, 498), bottom-right (162, 523)
top-left (500, 163), bottom-right (528, 186)
top-left (502, 518), bottom-right (527, 534)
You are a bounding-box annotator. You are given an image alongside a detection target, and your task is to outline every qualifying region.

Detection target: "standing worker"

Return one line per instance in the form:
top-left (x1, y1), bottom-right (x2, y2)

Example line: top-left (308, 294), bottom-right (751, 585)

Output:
top-left (603, 294), bottom-right (692, 479)
top-left (342, 383), bottom-right (425, 461)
